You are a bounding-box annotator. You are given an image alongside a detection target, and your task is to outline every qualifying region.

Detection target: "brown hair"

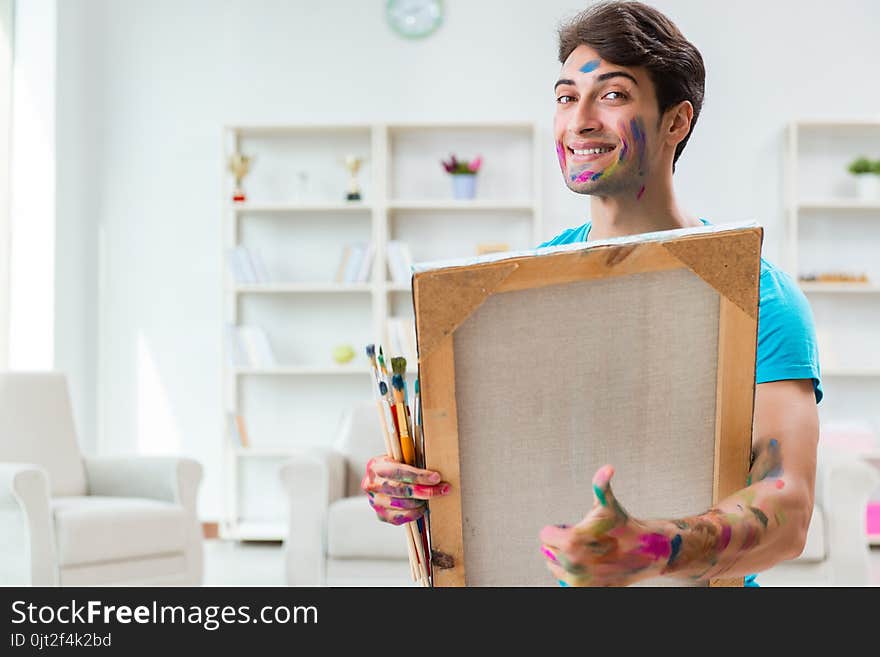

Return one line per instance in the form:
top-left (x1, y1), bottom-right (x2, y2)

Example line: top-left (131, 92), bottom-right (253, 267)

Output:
top-left (558, 1), bottom-right (705, 170)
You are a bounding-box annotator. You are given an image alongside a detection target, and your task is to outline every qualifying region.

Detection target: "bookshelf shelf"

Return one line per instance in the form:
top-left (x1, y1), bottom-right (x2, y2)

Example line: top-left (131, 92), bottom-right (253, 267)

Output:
top-left (388, 200), bottom-right (535, 211)
top-left (221, 121), bottom-right (541, 541)
top-left (233, 366), bottom-right (371, 375)
top-left (822, 369), bottom-right (880, 378)
top-left (233, 283), bottom-right (373, 294)
top-left (799, 283), bottom-right (880, 293)
top-left (798, 200), bottom-right (880, 211)
top-left (230, 202), bottom-right (372, 213)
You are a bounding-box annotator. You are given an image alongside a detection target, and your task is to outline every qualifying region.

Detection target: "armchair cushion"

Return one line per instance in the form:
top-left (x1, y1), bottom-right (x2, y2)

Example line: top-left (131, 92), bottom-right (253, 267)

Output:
top-left (52, 496), bottom-right (187, 567)
top-left (326, 496), bottom-right (409, 560)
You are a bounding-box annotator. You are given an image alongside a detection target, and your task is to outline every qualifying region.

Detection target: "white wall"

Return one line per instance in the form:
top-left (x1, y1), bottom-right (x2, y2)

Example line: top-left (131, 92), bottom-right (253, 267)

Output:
top-left (54, 0), bottom-right (880, 519)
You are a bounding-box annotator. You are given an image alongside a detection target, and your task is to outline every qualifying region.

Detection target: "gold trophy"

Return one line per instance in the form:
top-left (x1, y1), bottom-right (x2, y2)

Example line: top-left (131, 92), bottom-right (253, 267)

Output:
top-left (343, 154), bottom-right (364, 202)
top-left (228, 152), bottom-right (253, 203)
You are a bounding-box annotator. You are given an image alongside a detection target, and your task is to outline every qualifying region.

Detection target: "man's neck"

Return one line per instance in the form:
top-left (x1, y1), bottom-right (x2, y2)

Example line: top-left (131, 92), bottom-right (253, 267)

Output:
top-left (586, 175), bottom-right (701, 241)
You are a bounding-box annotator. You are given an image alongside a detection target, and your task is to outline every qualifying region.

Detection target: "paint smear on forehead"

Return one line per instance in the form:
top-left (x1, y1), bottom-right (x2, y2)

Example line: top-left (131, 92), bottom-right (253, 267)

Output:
top-left (579, 59), bottom-right (601, 73)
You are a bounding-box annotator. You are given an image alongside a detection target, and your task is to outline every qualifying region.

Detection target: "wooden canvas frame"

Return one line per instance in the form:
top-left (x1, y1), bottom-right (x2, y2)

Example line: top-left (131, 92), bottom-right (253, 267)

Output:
top-left (412, 223), bottom-right (763, 587)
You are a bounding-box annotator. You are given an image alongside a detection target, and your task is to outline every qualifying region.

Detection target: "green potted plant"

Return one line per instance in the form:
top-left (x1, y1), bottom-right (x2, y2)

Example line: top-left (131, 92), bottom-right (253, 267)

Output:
top-left (441, 154), bottom-right (482, 199)
top-left (848, 156), bottom-right (880, 201)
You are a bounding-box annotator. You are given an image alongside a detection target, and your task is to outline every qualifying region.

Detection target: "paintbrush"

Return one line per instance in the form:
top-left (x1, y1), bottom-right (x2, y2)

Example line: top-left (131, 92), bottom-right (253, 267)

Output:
top-left (390, 365), bottom-right (417, 466)
top-left (366, 344), bottom-right (420, 582)
top-left (390, 364), bottom-right (430, 585)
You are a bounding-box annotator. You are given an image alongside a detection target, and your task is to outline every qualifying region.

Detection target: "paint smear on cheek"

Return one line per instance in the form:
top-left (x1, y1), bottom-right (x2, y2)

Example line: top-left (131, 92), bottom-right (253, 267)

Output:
top-left (630, 117), bottom-right (647, 174)
top-left (636, 185), bottom-right (646, 200)
top-left (580, 59), bottom-right (600, 73)
top-left (775, 480), bottom-right (785, 489)
top-left (572, 169), bottom-right (598, 183)
top-left (556, 141), bottom-right (566, 171)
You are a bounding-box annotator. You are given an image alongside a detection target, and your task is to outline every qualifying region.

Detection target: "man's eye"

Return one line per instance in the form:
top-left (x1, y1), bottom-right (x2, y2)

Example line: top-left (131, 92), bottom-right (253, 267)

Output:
top-left (603, 91), bottom-right (628, 100)
top-left (556, 95), bottom-right (576, 104)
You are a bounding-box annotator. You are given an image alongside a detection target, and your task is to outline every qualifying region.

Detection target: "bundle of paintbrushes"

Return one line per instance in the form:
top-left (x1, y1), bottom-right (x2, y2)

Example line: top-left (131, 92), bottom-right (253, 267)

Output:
top-left (365, 344), bottom-right (431, 586)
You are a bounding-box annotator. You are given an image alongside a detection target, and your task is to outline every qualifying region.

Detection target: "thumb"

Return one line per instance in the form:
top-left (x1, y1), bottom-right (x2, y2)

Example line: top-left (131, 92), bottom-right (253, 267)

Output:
top-left (591, 464), bottom-right (627, 519)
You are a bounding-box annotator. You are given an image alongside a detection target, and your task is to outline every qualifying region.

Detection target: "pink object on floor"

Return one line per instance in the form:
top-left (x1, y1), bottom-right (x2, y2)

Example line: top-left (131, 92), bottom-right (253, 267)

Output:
top-left (867, 502), bottom-right (880, 536)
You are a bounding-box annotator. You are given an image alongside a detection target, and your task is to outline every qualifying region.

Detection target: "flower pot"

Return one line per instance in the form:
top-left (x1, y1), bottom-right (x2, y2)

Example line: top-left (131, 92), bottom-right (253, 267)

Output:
top-left (856, 175), bottom-right (880, 201)
top-left (451, 173), bottom-right (477, 200)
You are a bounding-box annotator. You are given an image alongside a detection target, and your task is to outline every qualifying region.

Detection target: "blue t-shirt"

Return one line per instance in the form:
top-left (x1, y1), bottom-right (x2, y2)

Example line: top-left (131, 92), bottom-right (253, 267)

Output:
top-left (538, 219), bottom-right (823, 403)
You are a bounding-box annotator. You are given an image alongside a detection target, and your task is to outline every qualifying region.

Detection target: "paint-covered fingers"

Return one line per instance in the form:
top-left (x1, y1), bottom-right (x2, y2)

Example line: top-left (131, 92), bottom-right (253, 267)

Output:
top-left (591, 463), bottom-right (630, 520)
top-left (545, 558), bottom-right (592, 587)
top-left (366, 455), bottom-right (442, 486)
top-left (368, 495), bottom-right (426, 525)
top-left (366, 491), bottom-right (423, 510)
top-left (361, 473), bottom-right (451, 500)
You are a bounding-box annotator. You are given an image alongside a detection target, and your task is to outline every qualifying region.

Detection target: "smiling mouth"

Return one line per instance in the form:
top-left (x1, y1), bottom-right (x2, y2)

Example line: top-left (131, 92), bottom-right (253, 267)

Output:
top-left (568, 145), bottom-right (616, 162)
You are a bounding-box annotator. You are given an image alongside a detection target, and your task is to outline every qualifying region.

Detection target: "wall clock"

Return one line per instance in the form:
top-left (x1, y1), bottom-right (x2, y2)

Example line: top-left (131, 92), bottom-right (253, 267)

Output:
top-left (387, 0), bottom-right (444, 39)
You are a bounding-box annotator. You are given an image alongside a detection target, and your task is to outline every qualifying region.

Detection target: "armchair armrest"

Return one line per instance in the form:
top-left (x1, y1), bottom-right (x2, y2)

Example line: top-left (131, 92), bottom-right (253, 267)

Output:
top-left (814, 446), bottom-right (880, 585)
top-left (0, 463), bottom-right (58, 585)
top-left (83, 456), bottom-right (202, 515)
top-left (279, 447), bottom-right (347, 586)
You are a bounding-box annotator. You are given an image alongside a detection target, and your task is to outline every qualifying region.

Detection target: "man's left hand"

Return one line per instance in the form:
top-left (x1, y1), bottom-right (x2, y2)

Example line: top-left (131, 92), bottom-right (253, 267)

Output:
top-left (539, 464), bottom-right (674, 587)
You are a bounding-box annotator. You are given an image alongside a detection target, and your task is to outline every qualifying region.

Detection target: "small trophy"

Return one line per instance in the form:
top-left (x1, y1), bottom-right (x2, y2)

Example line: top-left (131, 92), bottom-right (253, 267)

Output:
top-left (228, 152), bottom-right (253, 203)
top-left (342, 154), bottom-right (364, 202)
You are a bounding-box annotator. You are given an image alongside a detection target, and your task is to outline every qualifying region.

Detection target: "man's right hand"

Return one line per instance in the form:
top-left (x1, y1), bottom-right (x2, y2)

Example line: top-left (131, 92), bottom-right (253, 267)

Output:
top-left (361, 455), bottom-right (451, 525)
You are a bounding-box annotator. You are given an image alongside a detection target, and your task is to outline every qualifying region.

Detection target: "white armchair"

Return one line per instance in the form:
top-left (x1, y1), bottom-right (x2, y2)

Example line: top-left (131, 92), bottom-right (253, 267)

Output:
top-left (761, 443), bottom-right (879, 586)
top-left (280, 401), bottom-right (410, 586)
top-left (0, 371), bottom-right (204, 586)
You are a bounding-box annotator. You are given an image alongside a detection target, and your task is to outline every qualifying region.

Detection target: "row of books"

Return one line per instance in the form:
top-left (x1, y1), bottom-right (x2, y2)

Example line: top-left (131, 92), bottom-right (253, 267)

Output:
top-left (227, 413), bottom-right (250, 447)
top-left (386, 316), bottom-right (417, 363)
top-left (227, 246), bottom-right (270, 284)
top-left (334, 242), bottom-right (375, 283)
top-left (386, 241), bottom-right (414, 284)
top-left (225, 324), bottom-right (276, 368)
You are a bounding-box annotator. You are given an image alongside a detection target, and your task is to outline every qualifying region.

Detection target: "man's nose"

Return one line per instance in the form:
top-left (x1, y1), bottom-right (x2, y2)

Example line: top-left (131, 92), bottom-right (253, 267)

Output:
top-left (569, 98), bottom-right (603, 135)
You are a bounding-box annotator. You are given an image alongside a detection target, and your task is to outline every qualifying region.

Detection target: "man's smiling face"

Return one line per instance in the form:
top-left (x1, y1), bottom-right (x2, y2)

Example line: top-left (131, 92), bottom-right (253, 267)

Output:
top-left (554, 44), bottom-right (661, 199)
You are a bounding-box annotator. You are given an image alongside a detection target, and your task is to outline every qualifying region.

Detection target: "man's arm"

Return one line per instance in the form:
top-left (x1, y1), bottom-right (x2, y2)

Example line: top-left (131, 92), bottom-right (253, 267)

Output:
top-left (650, 379), bottom-right (819, 579)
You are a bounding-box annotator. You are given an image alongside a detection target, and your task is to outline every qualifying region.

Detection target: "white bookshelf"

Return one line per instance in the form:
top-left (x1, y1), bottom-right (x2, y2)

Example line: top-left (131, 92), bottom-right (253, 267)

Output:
top-left (787, 119), bottom-right (880, 540)
top-left (221, 122), bottom-right (542, 540)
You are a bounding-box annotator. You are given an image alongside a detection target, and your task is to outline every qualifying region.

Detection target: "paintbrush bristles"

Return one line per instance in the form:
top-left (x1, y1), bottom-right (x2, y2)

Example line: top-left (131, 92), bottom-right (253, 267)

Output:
top-left (379, 381), bottom-right (388, 396)
top-left (365, 344), bottom-right (375, 359)
top-left (391, 373), bottom-right (405, 392)
top-left (390, 356), bottom-right (407, 377)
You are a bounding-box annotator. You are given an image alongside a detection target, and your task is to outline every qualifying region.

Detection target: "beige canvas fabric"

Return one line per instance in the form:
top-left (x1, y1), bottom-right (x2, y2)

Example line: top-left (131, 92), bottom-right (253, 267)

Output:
top-left (452, 268), bottom-right (719, 586)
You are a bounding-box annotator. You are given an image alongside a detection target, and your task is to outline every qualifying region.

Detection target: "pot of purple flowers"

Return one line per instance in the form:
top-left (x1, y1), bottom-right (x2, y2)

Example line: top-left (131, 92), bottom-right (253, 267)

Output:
top-left (442, 154), bottom-right (482, 200)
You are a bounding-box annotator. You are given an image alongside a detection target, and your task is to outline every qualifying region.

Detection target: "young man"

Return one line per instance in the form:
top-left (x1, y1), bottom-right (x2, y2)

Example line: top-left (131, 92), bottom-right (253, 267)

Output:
top-left (362, 0), bottom-right (821, 586)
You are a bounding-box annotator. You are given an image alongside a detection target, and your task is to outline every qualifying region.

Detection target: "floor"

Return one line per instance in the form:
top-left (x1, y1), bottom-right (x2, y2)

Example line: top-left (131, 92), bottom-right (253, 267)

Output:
top-left (203, 539), bottom-right (880, 587)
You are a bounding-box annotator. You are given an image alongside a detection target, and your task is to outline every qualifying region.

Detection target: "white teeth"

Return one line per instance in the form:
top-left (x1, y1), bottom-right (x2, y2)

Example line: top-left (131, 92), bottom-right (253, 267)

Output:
top-left (572, 147), bottom-right (614, 155)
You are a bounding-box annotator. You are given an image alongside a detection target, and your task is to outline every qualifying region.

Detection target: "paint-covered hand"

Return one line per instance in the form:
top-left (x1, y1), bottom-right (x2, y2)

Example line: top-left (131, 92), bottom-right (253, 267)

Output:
top-left (539, 464), bottom-right (672, 587)
top-left (361, 455), bottom-right (451, 525)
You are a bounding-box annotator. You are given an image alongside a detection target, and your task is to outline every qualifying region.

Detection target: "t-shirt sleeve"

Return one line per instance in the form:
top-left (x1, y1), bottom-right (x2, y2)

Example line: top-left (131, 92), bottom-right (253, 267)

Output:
top-left (538, 227), bottom-right (577, 249)
top-left (756, 267), bottom-right (823, 403)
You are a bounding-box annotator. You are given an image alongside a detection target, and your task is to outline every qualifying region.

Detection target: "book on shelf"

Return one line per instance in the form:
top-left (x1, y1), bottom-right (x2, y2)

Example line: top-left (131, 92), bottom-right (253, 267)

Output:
top-left (226, 246), bottom-right (270, 285)
top-left (227, 412), bottom-right (250, 447)
top-left (386, 316), bottom-right (417, 363)
top-left (386, 241), bottom-right (413, 284)
top-left (334, 241), bottom-right (374, 284)
top-left (226, 325), bottom-right (276, 368)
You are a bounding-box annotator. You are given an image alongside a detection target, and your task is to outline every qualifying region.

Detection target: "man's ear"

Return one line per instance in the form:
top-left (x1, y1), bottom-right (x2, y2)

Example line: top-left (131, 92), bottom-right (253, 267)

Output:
top-left (665, 100), bottom-right (694, 147)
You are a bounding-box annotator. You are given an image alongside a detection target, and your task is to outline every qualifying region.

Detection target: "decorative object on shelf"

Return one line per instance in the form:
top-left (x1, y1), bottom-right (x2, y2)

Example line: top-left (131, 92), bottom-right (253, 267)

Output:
top-left (799, 272), bottom-right (870, 284)
top-left (386, 0), bottom-right (444, 40)
top-left (442, 154), bottom-right (482, 200)
top-left (342, 154), bottom-right (364, 201)
top-left (476, 242), bottom-right (510, 256)
top-left (847, 156), bottom-right (880, 201)
top-left (334, 241), bottom-right (374, 283)
top-left (228, 152), bottom-right (253, 203)
top-left (332, 344), bottom-right (356, 365)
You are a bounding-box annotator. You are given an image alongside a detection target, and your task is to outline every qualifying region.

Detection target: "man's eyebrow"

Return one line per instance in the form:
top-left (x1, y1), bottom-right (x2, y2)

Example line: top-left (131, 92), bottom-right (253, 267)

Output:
top-left (596, 71), bottom-right (638, 86)
top-left (554, 78), bottom-right (576, 91)
top-left (554, 71), bottom-right (638, 92)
